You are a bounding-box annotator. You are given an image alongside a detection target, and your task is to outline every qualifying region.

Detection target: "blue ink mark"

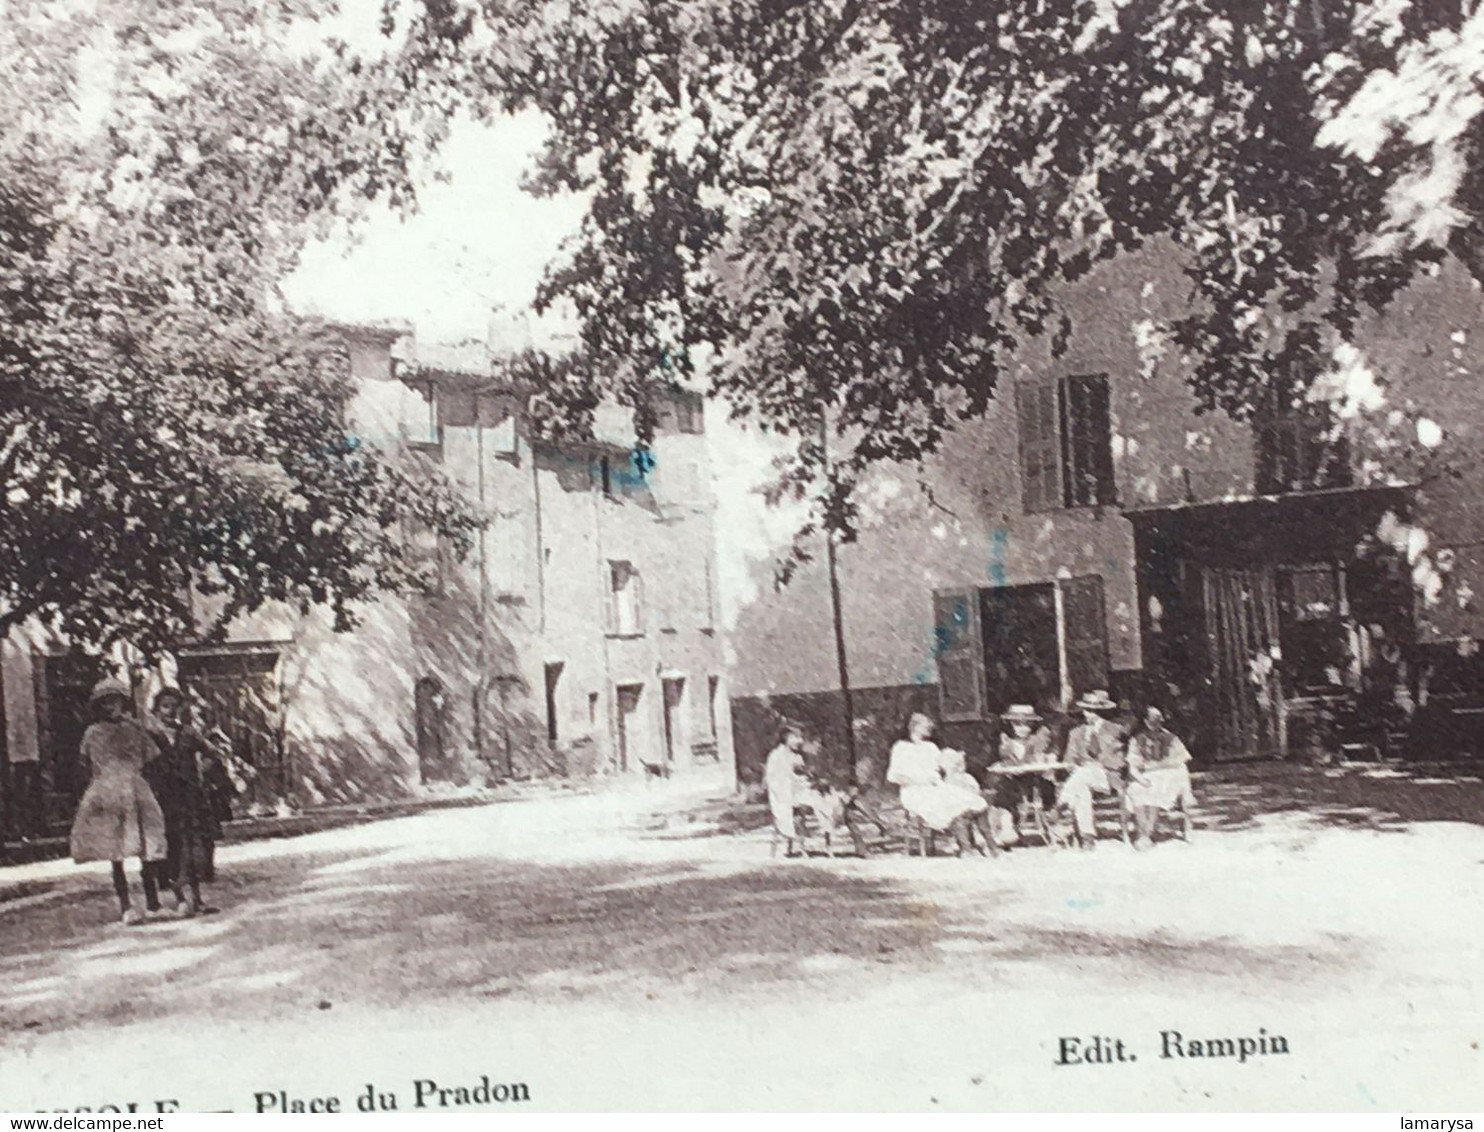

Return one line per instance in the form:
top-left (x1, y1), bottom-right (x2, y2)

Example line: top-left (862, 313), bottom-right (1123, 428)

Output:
top-left (1356, 1083), bottom-right (1379, 1108)
top-left (1065, 896), bottom-right (1099, 910)
top-left (912, 594), bottom-right (974, 684)
top-left (988, 527), bottom-right (1009, 587)
top-left (628, 446), bottom-right (656, 483)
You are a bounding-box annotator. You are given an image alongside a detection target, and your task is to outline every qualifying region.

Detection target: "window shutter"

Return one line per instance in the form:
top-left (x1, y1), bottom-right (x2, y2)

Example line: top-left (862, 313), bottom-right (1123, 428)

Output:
top-left (634, 568), bottom-right (646, 634)
top-left (1060, 575), bottom-right (1109, 697)
top-left (1061, 374), bottom-right (1114, 507)
top-left (603, 563), bottom-right (617, 634)
top-left (1016, 383), bottom-right (1062, 513)
top-left (933, 588), bottom-right (985, 721)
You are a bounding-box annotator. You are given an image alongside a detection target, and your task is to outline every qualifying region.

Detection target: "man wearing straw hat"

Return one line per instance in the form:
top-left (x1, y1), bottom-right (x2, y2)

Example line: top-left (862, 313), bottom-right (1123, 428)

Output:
top-left (1055, 690), bottom-right (1126, 850)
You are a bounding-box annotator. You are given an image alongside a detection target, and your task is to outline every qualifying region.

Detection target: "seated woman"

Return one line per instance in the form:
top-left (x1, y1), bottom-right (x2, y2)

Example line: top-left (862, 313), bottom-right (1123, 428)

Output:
top-left (990, 704), bottom-right (1054, 845)
top-left (886, 712), bottom-right (995, 856)
top-left (1125, 707), bottom-right (1196, 850)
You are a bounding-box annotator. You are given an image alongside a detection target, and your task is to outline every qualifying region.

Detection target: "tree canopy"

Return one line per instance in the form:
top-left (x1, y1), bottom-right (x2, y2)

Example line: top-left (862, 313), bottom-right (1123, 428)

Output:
top-left (0, 0), bottom-right (478, 654)
top-left (380, 0), bottom-right (1484, 546)
top-left (7, 0), bottom-right (1482, 645)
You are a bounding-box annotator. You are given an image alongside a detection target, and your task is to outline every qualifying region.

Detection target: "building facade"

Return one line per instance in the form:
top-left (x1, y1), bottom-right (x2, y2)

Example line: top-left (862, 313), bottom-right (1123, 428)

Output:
top-left (728, 246), bottom-right (1484, 781)
top-left (1, 325), bottom-right (734, 834)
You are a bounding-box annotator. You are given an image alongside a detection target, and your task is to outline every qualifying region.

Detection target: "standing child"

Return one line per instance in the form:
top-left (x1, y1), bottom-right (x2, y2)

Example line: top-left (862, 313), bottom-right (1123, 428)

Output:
top-left (146, 689), bottom-right (221, 916)
top-left (68, 679), bottom-right (168, 925)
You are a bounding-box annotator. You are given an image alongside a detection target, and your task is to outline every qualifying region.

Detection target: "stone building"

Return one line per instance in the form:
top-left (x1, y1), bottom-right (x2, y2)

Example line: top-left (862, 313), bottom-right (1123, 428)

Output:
top-left (1, 324), bottom-right (733, 833)
top-left (728, 247), bottom-right (1484, 781)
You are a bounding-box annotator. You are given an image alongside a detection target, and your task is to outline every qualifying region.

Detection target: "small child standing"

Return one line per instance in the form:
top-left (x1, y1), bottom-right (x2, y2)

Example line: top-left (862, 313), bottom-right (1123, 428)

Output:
top-left (145, 688), bottom-right (221, 916)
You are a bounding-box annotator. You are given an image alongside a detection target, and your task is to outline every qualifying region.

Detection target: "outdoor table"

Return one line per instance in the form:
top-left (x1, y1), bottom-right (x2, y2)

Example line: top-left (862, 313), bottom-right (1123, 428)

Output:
top-left (982, 762), bottom-right (1073, 848)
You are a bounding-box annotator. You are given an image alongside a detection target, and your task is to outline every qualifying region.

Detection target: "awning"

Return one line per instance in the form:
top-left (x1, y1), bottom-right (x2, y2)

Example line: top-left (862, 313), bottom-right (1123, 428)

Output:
top-left (1124, 483), bottom-right (1415, 567)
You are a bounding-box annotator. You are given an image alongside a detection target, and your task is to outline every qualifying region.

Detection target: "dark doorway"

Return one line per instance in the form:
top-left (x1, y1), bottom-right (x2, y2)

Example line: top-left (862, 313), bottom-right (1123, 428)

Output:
top-left (176, 645), bottom-right (283, 806)
top-left (615, 683), bottom-right (644, 772)
top-left (414, 676), bottom-right (447, 784)
top-left (662, 677), bottom-right (685, 764)
top-left (980, 582), bottom-right (1061, 713)
top-left (544, 662), bottom-right (564, 745)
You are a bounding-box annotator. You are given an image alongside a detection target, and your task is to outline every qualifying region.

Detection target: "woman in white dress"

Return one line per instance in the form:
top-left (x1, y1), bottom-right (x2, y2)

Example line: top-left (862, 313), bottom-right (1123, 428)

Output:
top-left (1125, 707), bottom-right (1197, 850)
top-left (887, 713), bottom-right (994, 855)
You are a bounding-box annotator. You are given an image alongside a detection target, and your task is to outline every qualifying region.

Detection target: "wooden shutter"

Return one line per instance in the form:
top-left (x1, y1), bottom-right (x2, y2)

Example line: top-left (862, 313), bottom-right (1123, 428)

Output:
top-left (1060, 374), bottom-right (1114, 507)
top-left (1061, 575), bottom-right (1110, 697)
top-left (603, 562), bottom-right (618, 634)
top-left (933, 588), bottom-right (985, 721)
top-left (1016, 382), bottom-right (1063, 513)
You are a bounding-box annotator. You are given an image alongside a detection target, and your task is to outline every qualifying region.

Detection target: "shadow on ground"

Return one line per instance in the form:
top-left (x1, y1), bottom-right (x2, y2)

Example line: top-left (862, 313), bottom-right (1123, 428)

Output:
top-left (0, 828), bottom-right (1369, 1036)
top-left (1191, 762), bottom-right (1484, 833)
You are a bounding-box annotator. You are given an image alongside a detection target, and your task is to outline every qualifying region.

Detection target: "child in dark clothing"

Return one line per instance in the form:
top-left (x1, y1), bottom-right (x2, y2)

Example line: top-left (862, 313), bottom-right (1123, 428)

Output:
top-left (146, 689), bottom-right (222, 916)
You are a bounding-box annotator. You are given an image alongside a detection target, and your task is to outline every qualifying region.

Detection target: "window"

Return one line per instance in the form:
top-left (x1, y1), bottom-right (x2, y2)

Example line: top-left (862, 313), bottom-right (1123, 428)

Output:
top-left (707, 675), bottom-right (720, 739)
top-left (606, 560), bottom-right (644, 636)
top-left (406, 521), bottom-right (445, 594)
top-left (1278, 565), bottom-right (1350, 692)
top-left (407, 381), bottom-right (438, 446)
top-left (1015, 383), bottom-right (1062, 513)
top-left (485, 507), bottom-right (527, 600)
top-left (1015, 375), bottom-right (1115, 512)
top-left (1061, 375), bottom-right (1115, 508)
top-left (654, 390), bottom-right (704, 435)
top-left (1255, 412), bottom-right (1352, 495)
top-left (698, 555), bottom-right (717, 631)
top-left (588, 691), bottom-right (600, 727)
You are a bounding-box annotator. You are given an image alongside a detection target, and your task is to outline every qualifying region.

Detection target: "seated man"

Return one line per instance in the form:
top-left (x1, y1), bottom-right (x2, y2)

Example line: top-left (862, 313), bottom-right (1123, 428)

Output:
top-left (1055, 690), bottom-right (1126, 850)
top-left (1125, 707), bottom-right (1197, 850)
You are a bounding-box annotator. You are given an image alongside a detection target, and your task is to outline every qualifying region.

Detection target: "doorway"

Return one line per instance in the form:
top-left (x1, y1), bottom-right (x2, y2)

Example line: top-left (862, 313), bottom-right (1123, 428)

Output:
top-left (413, 676), bottom-right (447, 784)
top-left (1203, 566), bottom-right (1285, 759)
top-left (615, 683), bottom-right (644, 772)
top-left (662, 677), bottom-right (686, 765)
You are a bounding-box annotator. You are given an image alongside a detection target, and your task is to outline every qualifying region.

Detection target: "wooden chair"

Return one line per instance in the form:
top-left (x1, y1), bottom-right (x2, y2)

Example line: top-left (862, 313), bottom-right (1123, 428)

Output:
top-left (770, 806), bottom-right (839, 858)
top-left (1090, 775), bottom-right (1133, 844)
top-left (1136, 796), bottom-right (1194, 844)
top-left (903, 813), bottom-right (935, 856)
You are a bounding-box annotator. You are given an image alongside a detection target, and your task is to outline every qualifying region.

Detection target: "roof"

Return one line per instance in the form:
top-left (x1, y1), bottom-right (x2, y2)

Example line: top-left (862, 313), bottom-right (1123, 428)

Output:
top-left (324, 320), bottom-right (413, 346)
top-left (1122, 481), bottom-right (1416, 520)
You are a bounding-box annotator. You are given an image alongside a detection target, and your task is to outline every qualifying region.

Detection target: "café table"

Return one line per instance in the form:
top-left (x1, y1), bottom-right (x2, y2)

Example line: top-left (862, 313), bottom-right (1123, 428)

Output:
top-left (981, 761), bottom-right (1073, 849)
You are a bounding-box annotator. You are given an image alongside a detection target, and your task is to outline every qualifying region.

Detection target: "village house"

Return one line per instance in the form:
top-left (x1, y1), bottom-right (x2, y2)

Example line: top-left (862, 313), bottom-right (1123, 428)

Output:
top-left (728, 247), bottom-right (1484, 781)
top-left (0, 325), bottom-right (734, 835)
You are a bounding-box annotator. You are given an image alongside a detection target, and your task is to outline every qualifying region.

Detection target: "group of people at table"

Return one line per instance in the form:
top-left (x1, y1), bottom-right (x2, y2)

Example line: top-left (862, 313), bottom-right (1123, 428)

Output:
top-left (763, 689), bottom-right (1197, 857)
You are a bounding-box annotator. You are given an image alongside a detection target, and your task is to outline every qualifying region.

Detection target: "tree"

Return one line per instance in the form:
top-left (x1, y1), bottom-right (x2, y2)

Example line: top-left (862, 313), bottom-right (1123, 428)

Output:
top-left (378, 0), bottom-right (1484, 553)
top-left (0, 0), bottom-right (479, 655)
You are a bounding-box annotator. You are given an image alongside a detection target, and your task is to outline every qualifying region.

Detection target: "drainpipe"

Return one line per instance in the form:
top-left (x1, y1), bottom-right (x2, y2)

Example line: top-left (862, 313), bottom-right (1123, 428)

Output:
top-left (474, 396), bottom-right (489, 775)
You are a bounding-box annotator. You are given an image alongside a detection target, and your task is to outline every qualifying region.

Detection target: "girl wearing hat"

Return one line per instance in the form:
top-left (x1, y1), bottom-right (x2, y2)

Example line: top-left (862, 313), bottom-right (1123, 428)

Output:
top-left (68, 678), bottom-right (169, 925)
top-left (991, 705), bottom-right (1054, 845)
